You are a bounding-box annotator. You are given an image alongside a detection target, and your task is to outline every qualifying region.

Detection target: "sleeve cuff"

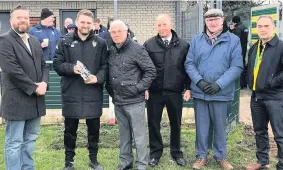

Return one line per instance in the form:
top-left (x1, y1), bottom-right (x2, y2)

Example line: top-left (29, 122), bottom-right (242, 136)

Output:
top-left (215, 81), bottom-right (223, 90)
top-left (185, 85), bottom-right (191, 90)
top-left (194, 77), bottom-right (203, 85)
top-left (136, 83), bottom-right (144, 92)
top-left (96, 74), bottom-right (103, 84)
top-left (26, 84), bottom-right (37, 96)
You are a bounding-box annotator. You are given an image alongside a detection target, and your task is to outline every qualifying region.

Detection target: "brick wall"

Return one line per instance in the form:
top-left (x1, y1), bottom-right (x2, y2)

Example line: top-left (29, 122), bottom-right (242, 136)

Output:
top-left (0, 1), bottom-right (188, 43)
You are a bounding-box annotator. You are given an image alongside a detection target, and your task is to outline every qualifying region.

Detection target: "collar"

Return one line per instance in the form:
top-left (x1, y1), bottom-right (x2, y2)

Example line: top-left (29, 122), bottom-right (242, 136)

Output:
top-left (235, 22), bottom-right (242, 27)
top-left (111, 37), bottom-right (132, 51)
top-left (35, 23), bottom-right (54, 30)
top-left (161, 33), bottom-right (172, 43)
top-left (12, 29), bottom-right (29, 40)
top-left (263, 34), bottom-right (279, 47)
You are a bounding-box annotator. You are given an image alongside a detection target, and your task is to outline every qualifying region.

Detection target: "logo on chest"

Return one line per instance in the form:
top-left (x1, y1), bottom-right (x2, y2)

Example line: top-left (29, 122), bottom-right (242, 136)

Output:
top-left (92, 40), bottom-right (97, 47)
top-left (70, 40), bottom-right (78, 47)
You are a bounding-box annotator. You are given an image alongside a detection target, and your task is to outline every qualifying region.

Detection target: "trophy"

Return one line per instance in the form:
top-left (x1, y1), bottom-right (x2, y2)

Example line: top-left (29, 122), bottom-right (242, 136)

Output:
top-left (76, 60), bottom-right (91, 80)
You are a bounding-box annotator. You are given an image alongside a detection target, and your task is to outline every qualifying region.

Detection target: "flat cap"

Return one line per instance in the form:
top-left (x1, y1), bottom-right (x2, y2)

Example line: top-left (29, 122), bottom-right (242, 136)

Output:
top-left (204, 9), bottom-right (224, 18)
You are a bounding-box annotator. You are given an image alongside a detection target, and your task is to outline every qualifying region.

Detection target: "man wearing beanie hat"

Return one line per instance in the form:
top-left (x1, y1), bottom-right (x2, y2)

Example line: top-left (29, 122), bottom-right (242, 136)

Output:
top-left (29, 8), bottom-right (61, 61)
top-left (185, 8), bottom-right (243, 170)
top-left (229, 16), bottom-right (249, 89)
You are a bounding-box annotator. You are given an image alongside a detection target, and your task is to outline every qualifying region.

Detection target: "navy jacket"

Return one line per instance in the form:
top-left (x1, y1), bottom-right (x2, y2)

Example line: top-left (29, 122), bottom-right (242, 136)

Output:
top-left (29, 24), bottom-right (61, 60)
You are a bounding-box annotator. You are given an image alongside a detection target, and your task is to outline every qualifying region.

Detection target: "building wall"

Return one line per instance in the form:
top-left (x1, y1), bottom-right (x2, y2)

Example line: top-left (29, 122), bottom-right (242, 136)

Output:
top-left (0, 1), bottom-right (188, 43)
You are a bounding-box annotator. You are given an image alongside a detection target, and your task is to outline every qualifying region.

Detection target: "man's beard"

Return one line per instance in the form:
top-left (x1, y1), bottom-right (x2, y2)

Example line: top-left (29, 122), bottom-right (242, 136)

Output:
top-left (13, 23), bottom-right (29, 34)
top-left (79, 28), bottom-right (90, 36)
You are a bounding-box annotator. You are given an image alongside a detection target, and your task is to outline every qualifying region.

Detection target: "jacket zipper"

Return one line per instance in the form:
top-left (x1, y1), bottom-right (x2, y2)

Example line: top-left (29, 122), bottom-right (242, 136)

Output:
top-left (81, 41), bottom-right (85, 115)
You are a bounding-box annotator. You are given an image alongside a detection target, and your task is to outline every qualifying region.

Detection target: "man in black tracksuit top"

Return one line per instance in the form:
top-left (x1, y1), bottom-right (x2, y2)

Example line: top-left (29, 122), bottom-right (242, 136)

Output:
top-left (229, 16), bottom-right (249, 89)
top-left (53, 10), bottom-right (108, 170)
top-left (246, 16), bottom-right (283, 170)
top-left (143, 14), bottom-right (191, 167)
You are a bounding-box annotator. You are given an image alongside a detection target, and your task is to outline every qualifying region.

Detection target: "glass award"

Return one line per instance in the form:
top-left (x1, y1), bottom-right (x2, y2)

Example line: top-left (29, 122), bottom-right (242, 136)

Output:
top-left (76, 60), bottom-right (91, 80)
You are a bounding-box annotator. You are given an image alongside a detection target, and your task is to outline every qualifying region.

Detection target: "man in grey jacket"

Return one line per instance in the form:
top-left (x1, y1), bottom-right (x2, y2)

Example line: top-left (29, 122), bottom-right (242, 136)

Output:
top-left (106, 20), bottom-right (156, 170)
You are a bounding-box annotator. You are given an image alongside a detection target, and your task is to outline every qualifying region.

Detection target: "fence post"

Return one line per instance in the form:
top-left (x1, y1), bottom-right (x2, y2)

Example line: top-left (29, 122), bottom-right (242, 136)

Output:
top-left (175, 0), bottom-right (181, 36)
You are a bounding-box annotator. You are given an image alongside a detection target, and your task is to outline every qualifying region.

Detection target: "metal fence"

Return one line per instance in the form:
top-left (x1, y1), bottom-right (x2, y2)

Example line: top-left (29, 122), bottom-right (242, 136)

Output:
top-left (181, 2), bottom-right (204, 42)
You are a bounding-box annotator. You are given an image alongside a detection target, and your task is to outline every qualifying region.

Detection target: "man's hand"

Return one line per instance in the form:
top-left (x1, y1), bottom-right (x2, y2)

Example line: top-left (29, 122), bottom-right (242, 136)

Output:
top-left (73, 65), bottom-right (81, 74)
top-left (145, 90), bottom-right (149, 100)
top-left (35, 82), bottom-right (47, 96)
top-left (183, 90), bottom-right (191, 101)
top-left (41, 41), bottom-right (48, 48)
top-left (204, 83), bottom-right (221, 95)
top-left (196, 79), bottom-right (210, 91)
top-left (84, 75), bottom-right (98, 84)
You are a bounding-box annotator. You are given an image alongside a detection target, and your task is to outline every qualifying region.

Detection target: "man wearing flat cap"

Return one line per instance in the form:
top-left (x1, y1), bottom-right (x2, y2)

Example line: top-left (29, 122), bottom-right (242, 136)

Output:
top-left (29, 8), bottom-right (61, 61)
top-left (66, 24), bottom-right (76, 34)
top-left (185, 9), bottom-right (243, 170)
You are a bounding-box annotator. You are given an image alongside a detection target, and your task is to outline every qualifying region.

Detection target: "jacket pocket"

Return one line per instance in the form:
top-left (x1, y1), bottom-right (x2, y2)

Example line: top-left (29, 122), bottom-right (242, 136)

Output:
top-left (267, 74), bottom-right (274, 88)
top-left (121, 81), bottom-right (139, 98)
top-left (267, 73), bottom-right (282, 89)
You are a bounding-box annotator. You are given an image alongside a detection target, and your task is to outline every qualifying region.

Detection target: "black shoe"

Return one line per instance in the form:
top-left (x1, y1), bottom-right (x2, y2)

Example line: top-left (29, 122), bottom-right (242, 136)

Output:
top-left (148, 158), bottom-right (159, 167)
top-left (89, 161), bottom-right (103, 170)
top-left (171, 157), bottom-right (186, 166)
top-left (116, 164), bottom-right (133, 170)
top-left (64, 162), bottom-right (74, 170)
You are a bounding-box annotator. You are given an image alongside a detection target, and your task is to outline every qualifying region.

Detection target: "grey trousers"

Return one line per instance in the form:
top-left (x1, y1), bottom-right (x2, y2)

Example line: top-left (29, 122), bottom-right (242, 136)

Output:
top-left (193, 98), bottom-right (232, 160)
top-left (115, 102), bottom-right (148, 169)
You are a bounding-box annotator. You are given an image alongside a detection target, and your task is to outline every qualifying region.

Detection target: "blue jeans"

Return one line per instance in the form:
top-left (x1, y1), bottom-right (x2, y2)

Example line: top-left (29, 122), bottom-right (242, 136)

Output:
top-left (4, 117), bottom-right (41, 170)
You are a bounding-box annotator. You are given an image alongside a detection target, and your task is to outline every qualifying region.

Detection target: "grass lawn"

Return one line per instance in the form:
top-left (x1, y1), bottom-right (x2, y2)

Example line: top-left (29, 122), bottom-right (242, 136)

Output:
top-left (0, 123), bottom-right (278, 170)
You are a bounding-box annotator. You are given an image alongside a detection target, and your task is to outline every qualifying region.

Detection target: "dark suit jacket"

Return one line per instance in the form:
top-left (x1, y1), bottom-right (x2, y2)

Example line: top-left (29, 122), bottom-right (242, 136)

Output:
top-left (0, 29), bottom-right (49, 120)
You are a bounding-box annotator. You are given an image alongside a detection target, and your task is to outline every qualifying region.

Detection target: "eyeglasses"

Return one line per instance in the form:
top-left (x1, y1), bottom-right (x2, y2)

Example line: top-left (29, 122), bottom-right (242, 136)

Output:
top-left (110, 30), bottom-right (127, 35)
top-left (205, 17), bottom-right (221, 23)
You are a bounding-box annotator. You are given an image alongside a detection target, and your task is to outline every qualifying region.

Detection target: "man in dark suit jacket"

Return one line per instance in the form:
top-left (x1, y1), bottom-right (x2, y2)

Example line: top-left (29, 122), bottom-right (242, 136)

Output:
top-left (0, 5), bottom-right (49, 170)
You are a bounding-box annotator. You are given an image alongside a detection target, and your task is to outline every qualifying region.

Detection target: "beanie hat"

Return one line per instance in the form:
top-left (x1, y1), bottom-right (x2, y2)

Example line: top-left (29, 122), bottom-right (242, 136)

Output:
top-left (41, 8), bottom-right (54, 20)
top-left (232, 16), bottom-right (241, 24)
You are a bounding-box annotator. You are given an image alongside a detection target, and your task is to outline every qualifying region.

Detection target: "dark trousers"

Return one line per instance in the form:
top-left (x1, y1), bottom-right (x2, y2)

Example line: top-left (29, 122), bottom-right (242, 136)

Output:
top-left (147, 92), bottom-right (183, 159)
top-left (251, 97), bottom-right (283, 169)
top-left (64, 118), bottom-right (100, 165)
top-left (240, 66), bottom-right (247, 88)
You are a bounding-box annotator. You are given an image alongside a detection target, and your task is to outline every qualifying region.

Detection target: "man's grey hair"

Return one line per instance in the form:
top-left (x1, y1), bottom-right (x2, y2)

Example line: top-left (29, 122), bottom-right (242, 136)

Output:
top-left (204, 9), bottom-right (224, 18)
top-left (257, 15), bottom-right (275, 25)
top-left (64, 18), bottom-right (73, 23)
top-left (110, 20), bottom-right (128, 30)
top-left (156, 14), bottom-right (172, 24)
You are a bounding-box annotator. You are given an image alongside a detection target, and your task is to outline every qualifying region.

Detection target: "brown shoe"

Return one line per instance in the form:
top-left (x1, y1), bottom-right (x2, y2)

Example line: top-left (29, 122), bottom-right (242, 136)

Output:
top-left (192, 158), bottom-right (208, 169)
top-left (246, 163), bottom-right (271, 170)
top-left (217, 159), bottom-right (234, 170)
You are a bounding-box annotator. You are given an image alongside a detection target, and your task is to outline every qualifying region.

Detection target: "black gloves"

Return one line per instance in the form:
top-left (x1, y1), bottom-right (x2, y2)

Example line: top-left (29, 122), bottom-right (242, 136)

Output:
top-left (204, 83), bottom-right (221, 95)
top-left (197, 79), bottom-right (221, 95)
top-left (196, 79), bottom-right (210, 91)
